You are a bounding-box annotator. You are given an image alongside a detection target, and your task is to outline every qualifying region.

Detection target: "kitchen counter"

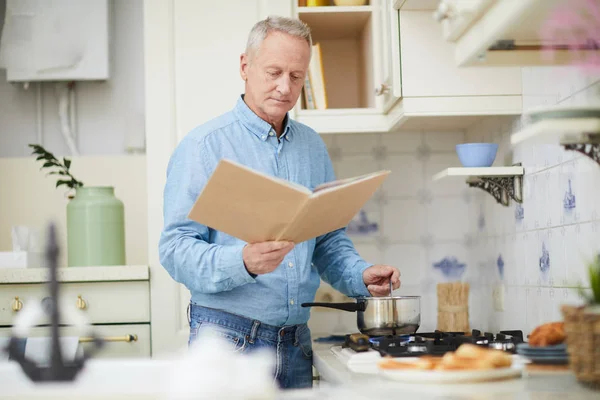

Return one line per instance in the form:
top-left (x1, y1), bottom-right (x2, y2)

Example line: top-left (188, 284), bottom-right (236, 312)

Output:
top-left (2, 343), bottom-right (598, 400)
top-left (311, 342), bottom-right (600, 399)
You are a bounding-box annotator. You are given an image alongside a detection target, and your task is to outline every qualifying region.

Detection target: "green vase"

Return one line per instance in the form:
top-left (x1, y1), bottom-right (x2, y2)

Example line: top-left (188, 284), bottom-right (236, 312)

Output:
top-left (66, 186), bottom-right (126, 267)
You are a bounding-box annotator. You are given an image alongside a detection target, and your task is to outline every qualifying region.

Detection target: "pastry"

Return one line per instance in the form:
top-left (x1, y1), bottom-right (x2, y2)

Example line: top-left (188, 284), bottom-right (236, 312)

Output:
top-left (528, 322), bottom-right (566, 347)
top-left (378, 344), bottom-right (513, 371)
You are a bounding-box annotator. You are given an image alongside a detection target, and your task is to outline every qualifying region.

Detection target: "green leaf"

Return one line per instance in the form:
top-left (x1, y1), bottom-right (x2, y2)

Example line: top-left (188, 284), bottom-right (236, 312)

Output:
top-left (63, 157), bottom-right (71, 170)
top-left (47, 171), bottom-right (67, 176)
top-left (42, 161), bottom-right (59, 168)
top-left (590, 263), bottom-right (600, 304)
top-left (56, 180), bottom-right (71, 188)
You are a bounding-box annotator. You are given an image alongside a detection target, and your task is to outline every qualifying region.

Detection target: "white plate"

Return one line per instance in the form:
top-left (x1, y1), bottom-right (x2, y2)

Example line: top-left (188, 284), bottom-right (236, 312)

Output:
top-left (379, 364), bottom-right (522, 384)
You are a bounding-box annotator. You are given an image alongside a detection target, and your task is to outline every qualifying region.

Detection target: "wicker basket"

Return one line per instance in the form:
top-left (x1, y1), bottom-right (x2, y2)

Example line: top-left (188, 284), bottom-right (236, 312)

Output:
top-left (561, 304), bottom-right (600, 389)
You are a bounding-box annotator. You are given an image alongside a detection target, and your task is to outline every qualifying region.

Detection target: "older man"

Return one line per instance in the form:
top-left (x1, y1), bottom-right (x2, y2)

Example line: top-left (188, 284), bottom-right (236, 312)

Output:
top-left (159, 15), bottom-right (400, 389)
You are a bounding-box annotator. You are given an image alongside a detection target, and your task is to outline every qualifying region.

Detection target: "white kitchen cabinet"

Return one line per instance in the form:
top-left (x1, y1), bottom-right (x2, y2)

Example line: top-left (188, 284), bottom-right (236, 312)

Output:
top-left (0, 265), bottom-right (151, 358)
top-left (429, 0), bottom-right (600, 67)
top-left (298, 0), bottom-right (523, 133)
top-left (144, 0), bottom-right (292, 358)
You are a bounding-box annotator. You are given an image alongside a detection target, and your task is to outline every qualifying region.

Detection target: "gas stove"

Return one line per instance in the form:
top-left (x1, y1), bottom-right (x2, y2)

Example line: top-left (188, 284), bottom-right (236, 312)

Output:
top-left (331, 329), bottom-right (525, 372)
top-left (364, 329), bottom-right (524, 357)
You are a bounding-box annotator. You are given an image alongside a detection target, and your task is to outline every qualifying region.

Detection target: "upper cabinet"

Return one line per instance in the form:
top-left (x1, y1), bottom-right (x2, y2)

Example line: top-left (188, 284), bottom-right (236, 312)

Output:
top-left (429, 0), bottom-right (600, 67)
top-left (295, 0), bottom-right (523, 134)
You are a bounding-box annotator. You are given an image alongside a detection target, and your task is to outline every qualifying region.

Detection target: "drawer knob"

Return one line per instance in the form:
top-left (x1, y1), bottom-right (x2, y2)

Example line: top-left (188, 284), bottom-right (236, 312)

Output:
top-left (76, 295), bottom-right (87, 310)
top-left (12, 296), bottom-right (23, 312)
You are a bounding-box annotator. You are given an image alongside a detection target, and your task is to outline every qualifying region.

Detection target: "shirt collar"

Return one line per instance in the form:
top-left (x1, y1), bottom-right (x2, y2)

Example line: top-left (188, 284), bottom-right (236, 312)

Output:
top-left (234, 95), bottom-right (292, 142)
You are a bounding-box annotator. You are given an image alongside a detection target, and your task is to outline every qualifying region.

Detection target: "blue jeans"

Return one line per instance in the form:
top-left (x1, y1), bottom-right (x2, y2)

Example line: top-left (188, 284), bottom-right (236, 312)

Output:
top-left (188, 303), bottom-right (313, 389)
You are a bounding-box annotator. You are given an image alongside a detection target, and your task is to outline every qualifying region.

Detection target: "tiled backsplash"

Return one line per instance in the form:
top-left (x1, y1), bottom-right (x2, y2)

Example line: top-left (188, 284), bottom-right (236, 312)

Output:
top-left (310, 66), bottom-right (600, 337)
top-left (466, 67), bottom-right (600, 335)
top-left (314, 131), bottom-right (470, 333)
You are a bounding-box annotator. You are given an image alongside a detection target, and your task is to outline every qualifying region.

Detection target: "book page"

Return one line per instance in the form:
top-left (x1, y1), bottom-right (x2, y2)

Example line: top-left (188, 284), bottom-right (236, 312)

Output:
top-left (223, 159), bottom-right (312, 194)
top-left (312, 170), bottom-right (390, 194)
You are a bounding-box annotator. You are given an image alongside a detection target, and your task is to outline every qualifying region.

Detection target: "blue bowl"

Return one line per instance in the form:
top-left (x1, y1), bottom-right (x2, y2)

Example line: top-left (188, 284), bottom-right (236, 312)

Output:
top-left (455, 143), bottom-right (498, 167)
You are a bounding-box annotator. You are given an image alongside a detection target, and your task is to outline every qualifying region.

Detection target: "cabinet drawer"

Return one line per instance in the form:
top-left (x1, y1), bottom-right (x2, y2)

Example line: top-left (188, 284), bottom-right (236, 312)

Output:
top-left (0, 281), bottom-right (150, 326)
top-left (0, 324), bottom-right (150, 359)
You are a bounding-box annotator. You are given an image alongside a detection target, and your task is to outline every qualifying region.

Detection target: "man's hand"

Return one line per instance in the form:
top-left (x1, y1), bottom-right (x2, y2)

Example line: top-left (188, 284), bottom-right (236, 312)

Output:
top-left (243, 241), bottom-right (295, 276)
top-left (363, 265), bottom-right (401, 297)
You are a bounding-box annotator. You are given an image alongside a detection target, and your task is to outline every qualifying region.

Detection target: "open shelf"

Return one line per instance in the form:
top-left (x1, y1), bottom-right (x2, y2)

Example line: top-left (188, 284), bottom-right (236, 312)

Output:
top-left (433, 165), bottom-right (524, 207)
top-left (510, 118), bottom-right (600, 146)
top-left (511, 117), bottom-right (600, 167)
top-left (297, 5), bottom-right (375, 110)
top-left (297, 6), bottom-right (373, 39)
top-left (432, 166), bottom-right (524, 181)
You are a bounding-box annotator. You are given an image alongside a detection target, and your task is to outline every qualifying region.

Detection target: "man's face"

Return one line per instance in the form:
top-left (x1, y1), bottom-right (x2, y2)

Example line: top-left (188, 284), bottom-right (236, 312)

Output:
top-left (240, 31), bottom-right (311, 125)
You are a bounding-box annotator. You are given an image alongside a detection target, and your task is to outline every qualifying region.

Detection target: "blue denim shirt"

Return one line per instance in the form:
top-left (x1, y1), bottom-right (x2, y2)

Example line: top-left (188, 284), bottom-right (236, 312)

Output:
top-left (159, 96), bottom-right (372, 326)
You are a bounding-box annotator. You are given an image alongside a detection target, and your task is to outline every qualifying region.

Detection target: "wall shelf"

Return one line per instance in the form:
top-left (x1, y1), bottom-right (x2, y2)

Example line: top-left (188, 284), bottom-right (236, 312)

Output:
top-left (510, 117), bottom-right (600, 166)
top-left (433, 165), bottom-right (524, 207)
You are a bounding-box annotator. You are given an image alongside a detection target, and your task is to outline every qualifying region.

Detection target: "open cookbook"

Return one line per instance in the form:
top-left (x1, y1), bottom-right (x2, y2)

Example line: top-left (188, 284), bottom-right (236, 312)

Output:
top-left (187, 159), bottom-right (390, 243)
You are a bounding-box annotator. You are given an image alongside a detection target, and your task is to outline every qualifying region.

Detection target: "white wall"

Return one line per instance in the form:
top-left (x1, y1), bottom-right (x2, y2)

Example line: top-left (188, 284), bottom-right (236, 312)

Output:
top-left (0, 155), bottom-right (148, 268)
top-left (0, 0), bottom-right (146, 157)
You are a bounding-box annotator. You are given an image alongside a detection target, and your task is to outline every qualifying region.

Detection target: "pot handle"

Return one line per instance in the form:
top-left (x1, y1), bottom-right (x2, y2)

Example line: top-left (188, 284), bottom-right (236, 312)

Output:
top-left (301, 302), bottom-right (366, 312)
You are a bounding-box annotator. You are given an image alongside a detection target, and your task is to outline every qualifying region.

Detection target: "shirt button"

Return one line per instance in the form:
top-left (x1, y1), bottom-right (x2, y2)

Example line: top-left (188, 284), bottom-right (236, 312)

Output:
top-left (288, 262), bottom-right (294, 268)
top-left (290, 299), bottom-right (294, 305)
top-left (269, 131), bottom-right (275, 136)
top-left (261, 135), bottom-right (266, 140)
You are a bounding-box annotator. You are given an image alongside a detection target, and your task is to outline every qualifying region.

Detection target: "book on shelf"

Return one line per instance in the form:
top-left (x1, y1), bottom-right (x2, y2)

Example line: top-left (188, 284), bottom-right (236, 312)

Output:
top-left (307, 42), bottom-right (327, 110)
top-left (188, 159), bottom-right (390, 244)
top-left (303, 74), bottom-right (316, 109)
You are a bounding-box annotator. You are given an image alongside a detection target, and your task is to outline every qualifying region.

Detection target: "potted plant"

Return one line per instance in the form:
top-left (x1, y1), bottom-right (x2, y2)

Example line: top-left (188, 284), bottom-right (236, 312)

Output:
top-left (561, 255), bottom-right (600, 389)
top-left (29, 144), bottom-right (126, 267)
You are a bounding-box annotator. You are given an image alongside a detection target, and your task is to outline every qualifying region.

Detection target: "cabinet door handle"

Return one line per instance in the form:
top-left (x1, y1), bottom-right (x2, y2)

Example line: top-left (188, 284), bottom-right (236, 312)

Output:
top-left (374, 83), bottom-right (390, 96)
top-left (79, 334), bottom-right (138, 343)
top-left (76, 295), bottom-right (87, 310)
top-left (12, 296), bottom-right (23, 312)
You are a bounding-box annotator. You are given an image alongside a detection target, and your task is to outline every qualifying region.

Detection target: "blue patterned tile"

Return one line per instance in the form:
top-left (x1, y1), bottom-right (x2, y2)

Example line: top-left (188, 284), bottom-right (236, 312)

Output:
top-left (539, 242), bottom-right (550, 274)
top-left (497, 254), bottom-right (505, 280)
top-left (478, 206), bottom-right (486, 232)
top-left (563, 178), bottom-right (576, 211)
top-left (347, 210), bottom-right (378, 236)
top-left (433, 256), bottom-right (466, 280)
top-left (515, 203), bottom-right (524, 221)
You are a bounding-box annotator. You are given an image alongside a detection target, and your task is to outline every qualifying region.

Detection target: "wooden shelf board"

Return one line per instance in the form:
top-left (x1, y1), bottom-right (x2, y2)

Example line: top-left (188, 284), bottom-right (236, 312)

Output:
top-left (432, 166), bottom-right (524, 181)
top-left (510, 118), bottom-right (600, 146)
top-left (297, 6), bottom-right (373, 40)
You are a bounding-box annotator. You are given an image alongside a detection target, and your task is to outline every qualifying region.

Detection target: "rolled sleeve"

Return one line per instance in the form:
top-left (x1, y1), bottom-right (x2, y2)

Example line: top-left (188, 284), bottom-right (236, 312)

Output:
top-left (351, 260), bottom-right (372, 297)
top-left (221, 243), bottom-right (256, 287)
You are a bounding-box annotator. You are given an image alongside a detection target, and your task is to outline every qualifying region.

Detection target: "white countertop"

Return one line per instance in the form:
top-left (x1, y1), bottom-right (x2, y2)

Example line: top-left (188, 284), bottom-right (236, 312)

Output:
top-left (311, 342), bottom-right (600, 399)
top-left (1, 342), bottom-right (598, 400)
top-left (0, 265), bottom-right (149, 284)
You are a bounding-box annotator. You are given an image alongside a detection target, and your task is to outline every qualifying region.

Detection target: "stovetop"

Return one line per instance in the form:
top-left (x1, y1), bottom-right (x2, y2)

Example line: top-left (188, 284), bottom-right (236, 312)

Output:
top-left (342, 329), bottom-right (525, 358)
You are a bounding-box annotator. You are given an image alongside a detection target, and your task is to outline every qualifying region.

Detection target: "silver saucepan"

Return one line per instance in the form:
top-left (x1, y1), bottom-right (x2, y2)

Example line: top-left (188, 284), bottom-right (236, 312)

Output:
top-left (302, 296), bottom-right (421, 336)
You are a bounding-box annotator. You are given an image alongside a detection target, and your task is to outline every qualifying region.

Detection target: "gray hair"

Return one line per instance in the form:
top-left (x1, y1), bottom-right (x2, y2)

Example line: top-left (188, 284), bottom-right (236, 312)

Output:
top-left (245, 16), bottom-right (312, 60)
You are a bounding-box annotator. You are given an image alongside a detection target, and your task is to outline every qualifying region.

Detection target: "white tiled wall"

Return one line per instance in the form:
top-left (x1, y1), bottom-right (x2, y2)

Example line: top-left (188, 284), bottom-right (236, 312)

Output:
top-left (311, 131), bottom-right (470, 333)
top-left (466, 67), bottom-right (600, 336)
top-left (310, 66), bottom-right (600, 338)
